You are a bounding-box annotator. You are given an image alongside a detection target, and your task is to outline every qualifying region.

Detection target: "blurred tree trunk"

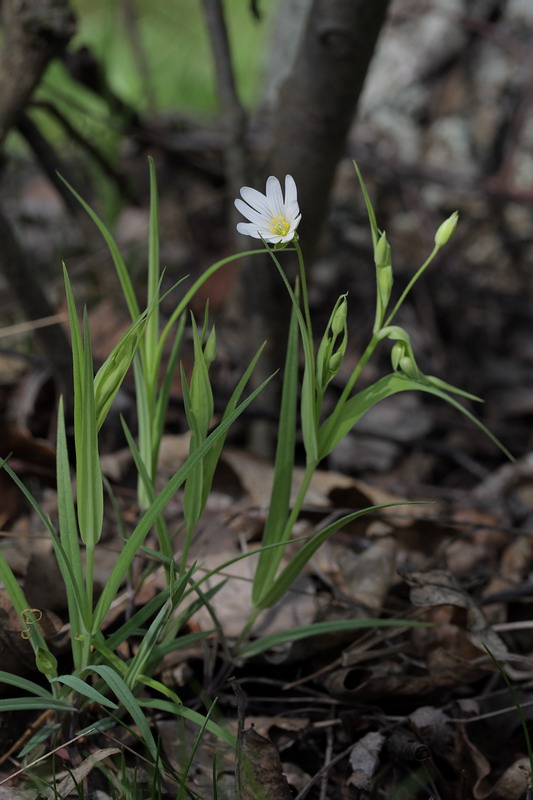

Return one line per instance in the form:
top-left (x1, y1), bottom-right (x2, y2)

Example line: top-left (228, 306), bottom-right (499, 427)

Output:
top-left (241, 0), bottom-right (390, 453)
top-left (0, 0), bottom-right (75, 400)
top-left (0, 0), bottom-right (75, 146)
top-left (270, 0), bottom-right (390, 261)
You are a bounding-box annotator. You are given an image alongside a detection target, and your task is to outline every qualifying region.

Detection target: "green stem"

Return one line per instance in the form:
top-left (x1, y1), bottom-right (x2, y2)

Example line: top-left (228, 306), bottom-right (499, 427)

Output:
top-left (156, 248), bottom-right (289, 368)
top-left (284, 460), bottom-right (317, 544)
top-left (85, 544), bottom-right (94, 612)
top-left (384, 245), bottom-right (440, 327)
top-left (180, 522), bottom-right (195, 578)
top-left (295, 239), bottom-right (313, 345)
top-left (256, 460), bottom-right (317, 609)
top-left (234, 606), bottom-right (261, 654)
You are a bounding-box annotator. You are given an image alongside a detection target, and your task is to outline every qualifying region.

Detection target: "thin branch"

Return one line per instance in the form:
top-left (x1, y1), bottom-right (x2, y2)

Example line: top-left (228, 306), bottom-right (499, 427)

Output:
top-left (201, 0), bottom-right (249, 201)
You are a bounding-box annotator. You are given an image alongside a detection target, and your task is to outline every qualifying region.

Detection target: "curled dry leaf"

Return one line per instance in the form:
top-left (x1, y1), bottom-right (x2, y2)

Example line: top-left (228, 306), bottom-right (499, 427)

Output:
top-left (348, 730), bottom-right (385, 790)
top-left (405, 567), bottom-right (508, 657)
top-left (53, 748), bottom-right (120, 799)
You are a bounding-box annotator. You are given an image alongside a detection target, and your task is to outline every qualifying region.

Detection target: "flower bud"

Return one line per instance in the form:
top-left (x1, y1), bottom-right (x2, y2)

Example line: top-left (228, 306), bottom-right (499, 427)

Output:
top-left (434, 211), bottom-right (458, 248)
top-left (331, 295), bottom-right (348, 336)
top-left (391, 341), bottom-right (404, 371)
top-left (374, 230), bottom-right (390, 268)
top-left (399, 356), bottom-right (419, 379)
top-left (328, 350), bottom-right (343, 375)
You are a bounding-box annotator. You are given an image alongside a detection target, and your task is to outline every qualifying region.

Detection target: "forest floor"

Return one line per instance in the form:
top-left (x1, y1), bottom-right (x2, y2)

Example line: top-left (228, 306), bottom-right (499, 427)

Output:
top-left (1, 105), bottom-right (533, 798)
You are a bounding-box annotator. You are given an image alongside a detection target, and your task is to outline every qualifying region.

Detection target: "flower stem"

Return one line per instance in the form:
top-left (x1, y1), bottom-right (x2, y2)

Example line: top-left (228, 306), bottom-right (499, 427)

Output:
top-left (295, 239), bottom-right (313, 343)
top-left (384, 245), bottom-right (439, 327)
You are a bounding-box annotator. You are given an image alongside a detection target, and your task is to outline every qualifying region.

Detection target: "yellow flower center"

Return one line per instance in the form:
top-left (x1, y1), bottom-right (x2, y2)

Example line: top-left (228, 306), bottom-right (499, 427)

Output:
top-left (269, 215), bottom-right (290, 236)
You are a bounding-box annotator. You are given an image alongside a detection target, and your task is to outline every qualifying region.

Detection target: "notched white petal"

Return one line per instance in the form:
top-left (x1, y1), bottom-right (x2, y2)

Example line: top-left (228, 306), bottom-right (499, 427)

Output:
top-left (234, 198), bottom-right (266, 225)
top-left (236, 222), bottom-right (262, 238)
top-left (266, 176), bottom-right (284, 217)
top-left (284, 175), bottom-right (297, 206)
top-left (240, 186), bottom-right (271, 216)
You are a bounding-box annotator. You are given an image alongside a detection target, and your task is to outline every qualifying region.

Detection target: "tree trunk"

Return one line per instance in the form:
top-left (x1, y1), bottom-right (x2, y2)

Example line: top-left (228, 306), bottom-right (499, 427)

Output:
top-left (271, 0), bottom-right (391, 261)
top-left (240, 0), bottom-right (390, 455)
top-left (0, 0), bottom-right (76, 147)
top-left (0, 0), bottom-right (76, 400)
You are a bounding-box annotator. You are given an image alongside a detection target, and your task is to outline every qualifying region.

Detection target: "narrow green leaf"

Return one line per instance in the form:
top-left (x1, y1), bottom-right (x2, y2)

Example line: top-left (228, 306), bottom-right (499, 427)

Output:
top-left (51, 674), bottom-right (118, 709)
top-left (82, 665), bottom-right (159, 763)
top-left (0, 697), bottom-right (75, 712)
top-left (256, 502), bottom-right (417, 609)
top-left (58, 176), bottom-right (140, 320)
top-left (239, 617), bottom-right (430, 659)
top-left (262, 243), bottom-right (318, 461)
top-left (319, 372), bottom-right (513, 462)
top-left (56, 398), bottom-right (85, 666)
top-left (121, 417), bottom-right (173, 561)
top-left (0, 459), bottom-right (87, 628)
top-left (104, 589), bottom-right (169, 652)
top-left (18, 723), bottom-right (61, 758)
top-left (252, 302), bottom-right (298, 606)
top-left (134, 355), bottom-right (154, 509)
top-left (93, 372), bottom-right (274, 630)
top-left (138, 698), bottom-right (236, 748)
top-left (353, 161), bottom-right (381, 248)
top-left (76, 312), bottom-right (104, 549)
top-left (145, 155), bottom-right (160, 388)
top-left (153, 314), bottom-right (185, 469)
top-left (156, 249), bottom-right (276, 362)
top-left (0, 671), bottom-right (54, 698)
top-left (200, 342), bottom-right (266, 509)
top-left (124, 567), bottom-right (195, 689)
top-left (94, 315), bottom-right (147, 431)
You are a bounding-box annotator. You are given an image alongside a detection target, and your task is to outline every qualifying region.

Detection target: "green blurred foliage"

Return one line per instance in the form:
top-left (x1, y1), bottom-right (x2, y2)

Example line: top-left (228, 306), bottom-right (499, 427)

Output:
top-left (68, 0), bottom-right (277, 113)
top-left (7, 1), bottom-right (278, 219)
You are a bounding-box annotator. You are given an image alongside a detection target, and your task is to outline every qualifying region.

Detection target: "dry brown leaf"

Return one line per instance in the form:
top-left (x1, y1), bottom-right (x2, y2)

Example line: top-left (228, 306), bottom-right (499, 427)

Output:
top-left (475, 757), bottom-right (531, 800)
top-left (53, 748), bottom-right (120, 799)
top-left (238, 726), bottom-right (293, 800)
top-left (405, 567), bottom-right (508, 657)
top-left (335, 534), bottom-right (397, 612)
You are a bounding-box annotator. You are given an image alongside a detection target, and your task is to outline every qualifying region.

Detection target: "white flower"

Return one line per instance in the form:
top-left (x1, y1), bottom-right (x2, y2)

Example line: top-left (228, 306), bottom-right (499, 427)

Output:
top-left (235, 175), bottom-right (301, 244)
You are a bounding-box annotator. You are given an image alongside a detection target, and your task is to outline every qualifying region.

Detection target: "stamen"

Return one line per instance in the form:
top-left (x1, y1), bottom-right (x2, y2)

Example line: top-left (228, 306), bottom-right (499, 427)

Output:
top-left (269, 215), bottom-right (290, 236)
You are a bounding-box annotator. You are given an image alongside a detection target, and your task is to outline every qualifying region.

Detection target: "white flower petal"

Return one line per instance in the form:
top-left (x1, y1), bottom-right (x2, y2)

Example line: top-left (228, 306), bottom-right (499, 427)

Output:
top-left (240, 186), bottom-right (271, 216)
top-left (284, 175), bottom-right (297, 208)
top-left (285, 200), bottom-right (300, 220)
top-left (234, 198), bottom-right (267, 225)
top-left (236, 222), bottom-right (262, 238)
top-left (265, 176), bottom-right (284, 217)
top-left (235, 175), bottom-right (301, 240)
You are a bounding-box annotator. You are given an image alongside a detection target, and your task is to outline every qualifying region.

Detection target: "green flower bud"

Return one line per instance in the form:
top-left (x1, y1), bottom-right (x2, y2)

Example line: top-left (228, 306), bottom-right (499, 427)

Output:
top-left (391, 341), bottom-right (404, 371)
top-left (399, 355), bottom-right (419, 380)
top-left (434, 211), bottom-right (459, 248)
top-left (331, 295), bottom-right (348, 336)
top-left (328, 350), bottom-right (343, 375)
top-left (374, 230), bottom-right (390, 268)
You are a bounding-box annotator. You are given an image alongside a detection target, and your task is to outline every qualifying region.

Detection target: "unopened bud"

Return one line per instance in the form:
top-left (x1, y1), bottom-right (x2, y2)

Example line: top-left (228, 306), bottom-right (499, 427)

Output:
top-left (374, 231), bottom-right (390, 268)
top-left (328, 351), bottom-right (343, 375)
top-left (434, 211), bottom-right (458, 248)
top-left (391, 341), bottom-right (404, 371)
top-left (399, 356), bottom-right (419, 380)
top-left (331, 296), bottom-right (348, 336)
